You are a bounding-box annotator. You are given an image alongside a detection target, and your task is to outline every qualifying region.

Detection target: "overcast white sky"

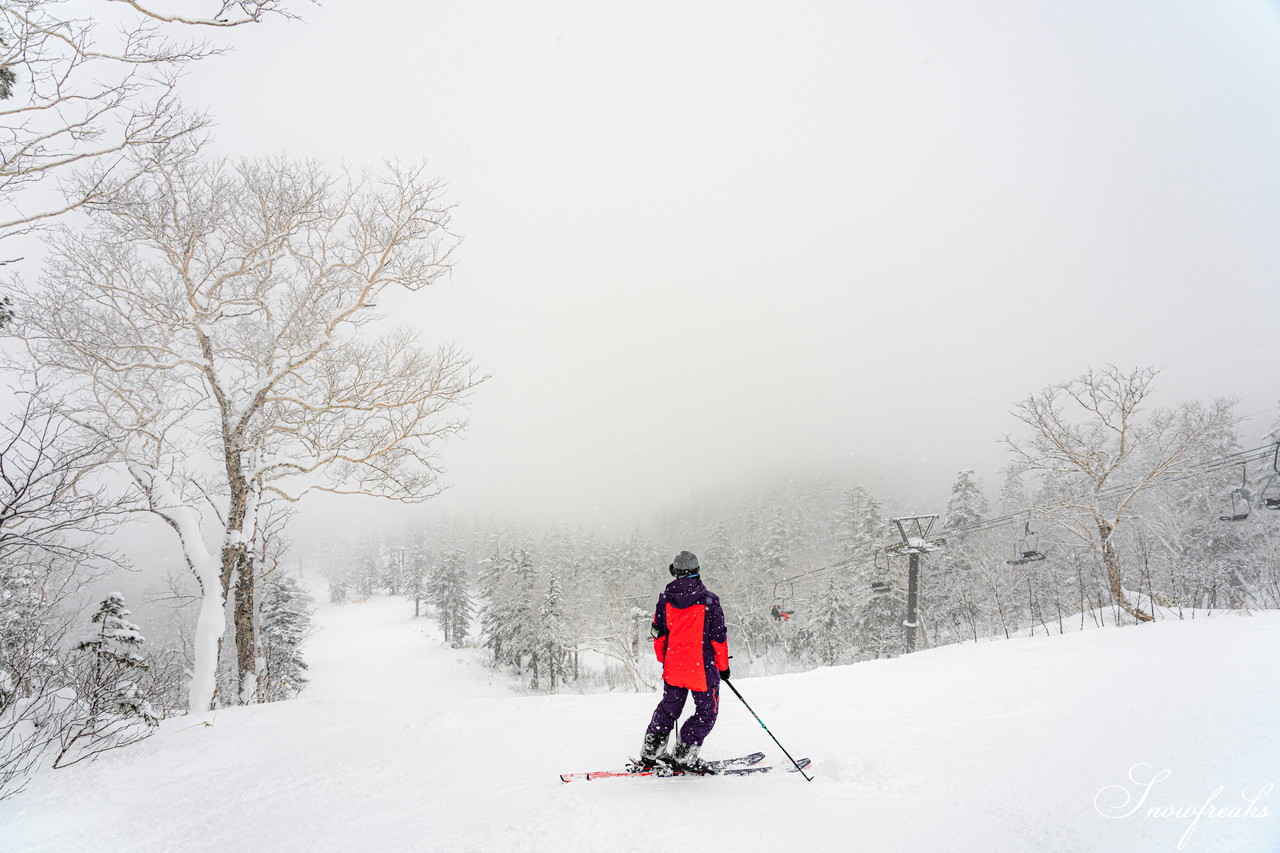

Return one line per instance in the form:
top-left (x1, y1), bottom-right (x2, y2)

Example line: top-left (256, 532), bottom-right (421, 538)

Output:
top-left (180, 0), bottom-right (1280, 534)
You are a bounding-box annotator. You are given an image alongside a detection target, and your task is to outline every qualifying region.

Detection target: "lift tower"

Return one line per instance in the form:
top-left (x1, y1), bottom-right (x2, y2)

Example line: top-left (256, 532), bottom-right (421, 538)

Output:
top-left (887, 515), bottom-right (944, 654)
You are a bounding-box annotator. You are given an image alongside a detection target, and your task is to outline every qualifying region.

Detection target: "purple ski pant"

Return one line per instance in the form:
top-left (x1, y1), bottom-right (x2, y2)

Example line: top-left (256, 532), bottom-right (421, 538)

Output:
top-left (646, 679), bottom-right (720, 746)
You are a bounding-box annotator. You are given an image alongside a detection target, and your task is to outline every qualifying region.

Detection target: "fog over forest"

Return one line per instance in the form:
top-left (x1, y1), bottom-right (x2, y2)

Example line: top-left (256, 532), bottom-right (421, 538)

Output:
top-left (23, 0), bottom-right (1280, 628)
top-left (174, 0), bottom-right (1277, 545)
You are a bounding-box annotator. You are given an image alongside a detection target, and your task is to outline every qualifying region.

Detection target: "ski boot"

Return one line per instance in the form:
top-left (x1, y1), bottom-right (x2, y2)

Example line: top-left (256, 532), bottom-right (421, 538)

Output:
top-left (629, 731), bottom-right (672, 773)
top-left (669, 739), bottom-right (717, 775)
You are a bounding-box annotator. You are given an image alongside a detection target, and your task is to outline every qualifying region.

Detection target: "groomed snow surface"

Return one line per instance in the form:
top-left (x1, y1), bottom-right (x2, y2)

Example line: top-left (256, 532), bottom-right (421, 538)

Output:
top-left (3, 588), bottom-right (1277, 853)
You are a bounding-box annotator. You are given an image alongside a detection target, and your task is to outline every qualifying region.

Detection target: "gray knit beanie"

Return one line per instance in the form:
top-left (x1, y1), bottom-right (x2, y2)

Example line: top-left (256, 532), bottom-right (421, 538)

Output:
top-left (669, 551), bottom-right (700, 577)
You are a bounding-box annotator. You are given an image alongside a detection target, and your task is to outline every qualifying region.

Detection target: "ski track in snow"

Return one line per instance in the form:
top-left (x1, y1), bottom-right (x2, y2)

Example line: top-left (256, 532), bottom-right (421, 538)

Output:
top-left (2, 588), bottom-right (1278, 853)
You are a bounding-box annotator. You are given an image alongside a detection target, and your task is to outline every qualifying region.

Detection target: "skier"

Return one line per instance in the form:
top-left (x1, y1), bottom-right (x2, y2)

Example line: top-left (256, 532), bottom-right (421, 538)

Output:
top-left (635, 550), bottom-right (730, 774)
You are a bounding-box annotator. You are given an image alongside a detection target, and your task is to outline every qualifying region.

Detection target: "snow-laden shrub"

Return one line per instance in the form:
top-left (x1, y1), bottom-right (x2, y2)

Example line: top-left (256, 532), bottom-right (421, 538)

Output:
top-left (52, 593), bottom-right (158, 769)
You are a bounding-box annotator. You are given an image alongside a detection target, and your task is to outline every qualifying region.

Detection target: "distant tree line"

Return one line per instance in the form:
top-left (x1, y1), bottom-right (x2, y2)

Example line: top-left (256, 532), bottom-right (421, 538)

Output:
top-left (324, 369), bottom-right (1278, 692)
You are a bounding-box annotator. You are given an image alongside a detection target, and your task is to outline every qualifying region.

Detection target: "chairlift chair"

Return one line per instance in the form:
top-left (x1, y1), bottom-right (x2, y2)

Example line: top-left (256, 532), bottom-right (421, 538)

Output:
top-left (1218, 464), bottom-right (1252, 522)
top-left (771, 579), bottom-right (795, 622)
top-left (869, 551), bottom-right (892, 595)
top-left (1007, 518), bottom-right (1047, 566)
top-left (1260, 444), bottom-right (1280, 511)
top-left (1219, 490), bottom-right (1251, 522)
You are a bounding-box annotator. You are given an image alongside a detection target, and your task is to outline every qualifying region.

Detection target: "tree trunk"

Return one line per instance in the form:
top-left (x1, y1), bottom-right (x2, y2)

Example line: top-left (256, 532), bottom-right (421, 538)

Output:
top-left (190, 567), bottom-right (227, 712)
top-left (221, 466), bottom-right (260, 704)
top-left (233, 547), bottom-right (257, 703)
top-left (1098, 519), bottom-right (1153, 623)
top-left (138, 467), bottom-right (224, 713)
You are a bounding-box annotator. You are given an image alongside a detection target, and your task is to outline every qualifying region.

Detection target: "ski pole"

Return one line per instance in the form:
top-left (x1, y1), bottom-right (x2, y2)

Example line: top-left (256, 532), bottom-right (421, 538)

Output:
top-left (722, 677), bottom-right (813, 781)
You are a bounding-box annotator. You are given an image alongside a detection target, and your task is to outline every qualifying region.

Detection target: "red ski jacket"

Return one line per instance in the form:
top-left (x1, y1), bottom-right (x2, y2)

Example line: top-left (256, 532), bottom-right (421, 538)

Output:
top-left (651, 575), bottom-right (729, 692)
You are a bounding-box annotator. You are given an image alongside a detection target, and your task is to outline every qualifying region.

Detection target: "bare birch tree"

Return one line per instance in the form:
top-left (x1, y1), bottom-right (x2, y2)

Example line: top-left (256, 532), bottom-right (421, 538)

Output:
top-left (9, 154), bottom-right (483, 711)
top-left (0, 0), bottom-right (296, 245)
top-left (1003, 366), bottom-right (1236, 623)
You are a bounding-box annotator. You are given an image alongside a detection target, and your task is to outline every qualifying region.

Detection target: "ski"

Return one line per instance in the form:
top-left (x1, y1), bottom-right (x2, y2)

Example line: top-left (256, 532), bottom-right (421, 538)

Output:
top-left (560, 751), bottom-right (763, 783)
top-left (634, 751), bottom-right (766, 772)
top-left (721, 757), bottom-right (810, 777)
top-left (560, 755), bottom-right (808, 783)
top-left (704, 751), bottom-right (767, 770)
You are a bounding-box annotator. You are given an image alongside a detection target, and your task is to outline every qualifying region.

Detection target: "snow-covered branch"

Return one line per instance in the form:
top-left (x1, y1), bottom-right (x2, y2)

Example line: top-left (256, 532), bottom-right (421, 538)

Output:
top-left (0, 0), bottom-right (301, 241)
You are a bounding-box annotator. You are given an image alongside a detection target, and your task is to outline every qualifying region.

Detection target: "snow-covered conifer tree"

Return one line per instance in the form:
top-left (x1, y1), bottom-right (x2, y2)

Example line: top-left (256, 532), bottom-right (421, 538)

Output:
top-left (478, 548), bottom-right (518, 665)
top-left (75, 593), bottom-right (145, 665)
top-left (835, 485), bottom-right (886, 556)
top-left (807, 576), bottom-right (862, 666)
top-left (329, 574), bottom-right (350, 605)
top-left (851, 587), bottom-right (901, 658)
top-left (258, 574), bottom-right (312, 702)
top-left (429, 550), bottom-right (473, 645)
top-left (56, 593), bottom-right (157, 768)
top-left (763, 509), bottom-right (790, 575)
top-left (536, 569), bottom-right (568, 690)
top-left (503, 549), bottom-right (539, 676)
top-left (705, 521), bottom-right (737, 579)
top-left (354, 544), bottom-right (380, 601)
top-left (944, 470), bottom-right (989, 531)
top-left (858, 490), bottom-right (888, 548)
top-left (999, 466), bottom-right (1029, 514)
top-left (381, 538), bottom-right (411, 597)
top-left (833, 489), bottom-right (863, 556)
top-left (405, 532), bottom-right (431, 617)
top-left (927, 470), bottom-right (996, 640)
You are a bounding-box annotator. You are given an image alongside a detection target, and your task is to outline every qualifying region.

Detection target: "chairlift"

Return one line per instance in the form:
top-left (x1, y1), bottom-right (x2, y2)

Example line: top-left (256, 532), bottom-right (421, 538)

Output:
top-left (1007, 517), bottom-right (1047, 566)
top-left (869, 551), bottom-right (892, 595)
top-left (1219, 491), bottom-right (1251, 522)
top-left (1218, 464), bottom-right (1252, 522)
top-left (771, 579), bottom-right (795, 622)
top-left (1260, 444), bottom-right (1280, 511)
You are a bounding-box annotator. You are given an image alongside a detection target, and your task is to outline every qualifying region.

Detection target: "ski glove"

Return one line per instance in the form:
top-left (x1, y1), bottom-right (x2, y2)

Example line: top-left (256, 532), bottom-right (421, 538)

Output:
top-left (650, 622), bottom-right (667, 639)
top-left (719, 667), bottom-right (730, 681)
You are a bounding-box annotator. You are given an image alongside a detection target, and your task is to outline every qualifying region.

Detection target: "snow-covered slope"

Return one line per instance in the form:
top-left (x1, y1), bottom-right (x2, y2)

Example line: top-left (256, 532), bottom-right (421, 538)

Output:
top-left (3, 591), bottom-right (1277, 853)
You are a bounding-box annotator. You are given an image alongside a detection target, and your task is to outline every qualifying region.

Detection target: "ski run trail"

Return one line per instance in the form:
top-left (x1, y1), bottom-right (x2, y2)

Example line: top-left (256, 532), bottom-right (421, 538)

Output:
top-left (3, 587), bottom-right (1277, 853)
